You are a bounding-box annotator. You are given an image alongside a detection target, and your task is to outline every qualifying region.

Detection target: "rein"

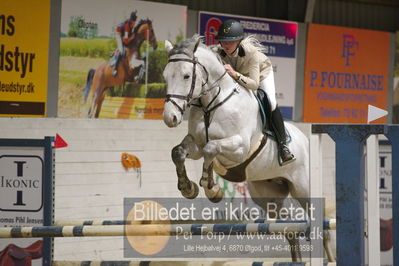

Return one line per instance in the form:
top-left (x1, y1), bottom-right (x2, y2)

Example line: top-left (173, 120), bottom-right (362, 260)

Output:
top-left (198, 85), bottom-right (239, 142)
top-left (165, 48), bottom-right (239, 143)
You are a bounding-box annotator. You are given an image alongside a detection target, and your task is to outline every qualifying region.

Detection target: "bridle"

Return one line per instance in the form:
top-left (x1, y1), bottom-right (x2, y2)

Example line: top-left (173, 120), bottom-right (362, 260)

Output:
top-left (165, 53), bottom-right (210, 115)
top-left (165, 43), bottom-right (239, 142)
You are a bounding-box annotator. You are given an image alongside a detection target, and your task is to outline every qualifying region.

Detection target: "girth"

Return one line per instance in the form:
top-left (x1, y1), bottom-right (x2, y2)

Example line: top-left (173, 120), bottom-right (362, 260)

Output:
top-left (215, 135), bottom-right (267, 182)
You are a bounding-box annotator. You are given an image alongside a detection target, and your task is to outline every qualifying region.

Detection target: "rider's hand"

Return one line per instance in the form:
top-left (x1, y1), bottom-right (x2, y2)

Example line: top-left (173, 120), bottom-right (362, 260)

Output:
top-left (224, 64), bottom-right (238, 80)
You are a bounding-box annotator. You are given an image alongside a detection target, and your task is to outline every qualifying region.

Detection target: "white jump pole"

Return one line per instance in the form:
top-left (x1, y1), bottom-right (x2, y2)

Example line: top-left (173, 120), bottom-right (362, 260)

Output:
top-left (310, 133), bottom-right (324, 266)
top-left (366, 135), bottom-right (381, 266)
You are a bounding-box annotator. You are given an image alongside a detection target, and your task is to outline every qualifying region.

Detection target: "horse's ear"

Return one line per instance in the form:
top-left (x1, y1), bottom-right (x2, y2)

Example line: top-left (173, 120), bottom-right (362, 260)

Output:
top-left (193, 38), bottom-right (201, 53)
top-left (165, 40), bottom-right (173, 53)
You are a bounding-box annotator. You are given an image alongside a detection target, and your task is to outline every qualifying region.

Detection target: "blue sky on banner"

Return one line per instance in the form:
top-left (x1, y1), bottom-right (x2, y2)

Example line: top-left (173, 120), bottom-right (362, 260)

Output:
top-left (199, 12), bottom-right (297, 58)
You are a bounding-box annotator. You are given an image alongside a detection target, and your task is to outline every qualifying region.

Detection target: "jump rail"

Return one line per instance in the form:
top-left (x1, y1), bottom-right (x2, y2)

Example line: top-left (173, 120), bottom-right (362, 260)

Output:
top-left (53, 219), bottom-right (336, 230)
top-left (0, 222), bottom-right (315, 238)
top-left (52, 261), bottom-right (338, 266)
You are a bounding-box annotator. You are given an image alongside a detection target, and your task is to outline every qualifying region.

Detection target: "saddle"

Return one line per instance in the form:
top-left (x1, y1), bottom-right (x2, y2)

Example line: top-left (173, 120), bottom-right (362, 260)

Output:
top-left (380, 218), bottom-right (393, 251)
top-left (0, 240), bottom-right (43, 265)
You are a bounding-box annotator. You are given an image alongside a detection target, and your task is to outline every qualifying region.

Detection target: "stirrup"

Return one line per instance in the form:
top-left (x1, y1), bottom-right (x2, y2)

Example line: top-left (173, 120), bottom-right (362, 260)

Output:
top-left (112, 69), bottom-right (117, 76)
top-left (278, 146), bottom-right (296, 166)
top-left (279, 154), bottom-right (296, 166)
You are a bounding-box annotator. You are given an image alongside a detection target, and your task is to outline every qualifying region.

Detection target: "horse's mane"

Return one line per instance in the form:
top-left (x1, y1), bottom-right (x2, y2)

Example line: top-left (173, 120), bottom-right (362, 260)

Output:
top-left (168, 35), bottom-right (201, 57)
top-left (133, 18), bottom-right (152, 34)
top-left (169, 35), bottom-right (223, 64)
top-left (241, 35), bottom-right (268, 54)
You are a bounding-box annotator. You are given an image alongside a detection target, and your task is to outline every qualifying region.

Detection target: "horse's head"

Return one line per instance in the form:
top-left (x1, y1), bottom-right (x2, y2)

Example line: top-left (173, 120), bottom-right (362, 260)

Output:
top-left (162, 37), bottom-right (209, 127)
top-left (123, 19), bottom-right (158, 76)
top-left (135, 19), bottom-right (158, 50)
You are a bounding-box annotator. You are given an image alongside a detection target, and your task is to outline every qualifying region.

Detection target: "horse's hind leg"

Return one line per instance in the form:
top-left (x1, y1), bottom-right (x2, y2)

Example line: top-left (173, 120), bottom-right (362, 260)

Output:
top-left (87, 84), bottom-right (104, 118)
top-left (291, 202), bottom-right (336, 261)
top-left (93, 90), bottom-right (107, 118)
top-left (247, 179), bottom-right (302, 261)
top-left (323, 229), bottom-right (335, 261)
top-left (172, 134), bottom-right (202, 199)
top-left (286, 223), bottom-right (302, 261)
top-left (288, 180), bottom-right (336, 261)
top-left (88, 92), bottom-right (97, 118)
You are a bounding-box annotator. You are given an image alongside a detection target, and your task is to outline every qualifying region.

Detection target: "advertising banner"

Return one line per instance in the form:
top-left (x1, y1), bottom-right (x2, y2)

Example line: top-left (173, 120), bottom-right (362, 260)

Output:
top-left (304, 24), bottom-right (390, 123)
top-left (0, 0), bottom-right (51, 117)
top-left (198, 11), bottom-right (298, 120)
top-left (123, 197), bottom-right (324, 259)
top-left (58, 0), bottom-right (186, 119)
top-left (0, 138), bottom-right (54, 266)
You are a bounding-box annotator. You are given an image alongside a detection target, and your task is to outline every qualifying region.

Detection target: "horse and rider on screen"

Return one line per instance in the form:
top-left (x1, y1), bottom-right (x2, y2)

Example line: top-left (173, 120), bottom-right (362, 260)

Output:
top-left (84, 11), bottom-right (158, 118)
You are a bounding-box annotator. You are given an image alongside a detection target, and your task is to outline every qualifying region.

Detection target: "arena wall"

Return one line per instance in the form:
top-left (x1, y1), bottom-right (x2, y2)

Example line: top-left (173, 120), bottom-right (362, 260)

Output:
top-left (0, 117), bottom-right (336, 261)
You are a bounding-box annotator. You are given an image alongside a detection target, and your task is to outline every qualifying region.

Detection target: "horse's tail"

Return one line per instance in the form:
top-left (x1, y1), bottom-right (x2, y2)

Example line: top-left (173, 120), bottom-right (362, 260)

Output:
top-left (83, 68), bottom-right (95, 102)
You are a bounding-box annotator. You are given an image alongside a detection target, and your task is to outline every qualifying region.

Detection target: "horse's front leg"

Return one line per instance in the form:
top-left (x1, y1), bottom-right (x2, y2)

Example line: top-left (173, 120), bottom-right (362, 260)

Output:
top-left (200, 135), bottom-right (245, 203)
top-left (172, 134), bottom-right (202, 199)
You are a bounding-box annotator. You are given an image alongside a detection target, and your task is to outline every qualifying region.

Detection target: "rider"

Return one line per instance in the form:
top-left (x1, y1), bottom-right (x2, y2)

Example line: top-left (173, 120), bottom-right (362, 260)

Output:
top-left (215, 19), bottom-right (295, 166)
top-left (112, 10), bottom-right (138, 76)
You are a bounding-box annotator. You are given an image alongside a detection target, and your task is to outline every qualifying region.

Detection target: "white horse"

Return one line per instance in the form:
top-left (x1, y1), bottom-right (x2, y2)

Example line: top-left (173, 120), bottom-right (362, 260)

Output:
top-left (162, 36), bottom-right (333, 261)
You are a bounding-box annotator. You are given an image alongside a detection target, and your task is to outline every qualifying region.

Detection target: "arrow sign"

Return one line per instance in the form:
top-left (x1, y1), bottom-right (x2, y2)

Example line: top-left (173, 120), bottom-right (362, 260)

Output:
top-left (54, 134), bottom-right (68, 149)
top-left (367, 104), bottom-right (388, 123)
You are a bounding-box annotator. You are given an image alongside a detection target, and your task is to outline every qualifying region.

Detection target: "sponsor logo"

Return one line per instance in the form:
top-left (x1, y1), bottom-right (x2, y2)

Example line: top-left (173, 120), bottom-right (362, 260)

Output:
top-left (342, 34), bottom-right (358, 66)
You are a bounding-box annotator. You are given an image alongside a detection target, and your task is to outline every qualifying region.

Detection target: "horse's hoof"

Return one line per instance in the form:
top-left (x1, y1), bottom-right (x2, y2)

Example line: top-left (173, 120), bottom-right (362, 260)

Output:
top-left (181, 181), bottom-right (199, 199)
top-left (207, 185), bottom-right (224, 203)
top-left (209, 194), bottom-right (223, 203)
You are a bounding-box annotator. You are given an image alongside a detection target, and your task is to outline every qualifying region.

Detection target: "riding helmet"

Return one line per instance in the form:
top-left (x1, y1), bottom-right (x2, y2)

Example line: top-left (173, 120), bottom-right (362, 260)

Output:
top-left (130, 10), bottom-right (137, 21)
top-left (215, 19), bottom-right (244, 42)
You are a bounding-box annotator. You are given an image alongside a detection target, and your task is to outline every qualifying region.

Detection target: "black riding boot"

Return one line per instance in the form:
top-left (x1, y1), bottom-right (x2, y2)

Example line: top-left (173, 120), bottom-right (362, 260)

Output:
top-left (111, 51), bottom-right (121, 76)
top-left (271, 107), bottom-right (295, 166)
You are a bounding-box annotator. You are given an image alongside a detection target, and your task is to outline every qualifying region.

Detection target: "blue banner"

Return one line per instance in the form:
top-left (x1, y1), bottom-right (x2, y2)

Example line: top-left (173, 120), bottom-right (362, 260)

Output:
top-left (199, 12), bottom-right (297, 58)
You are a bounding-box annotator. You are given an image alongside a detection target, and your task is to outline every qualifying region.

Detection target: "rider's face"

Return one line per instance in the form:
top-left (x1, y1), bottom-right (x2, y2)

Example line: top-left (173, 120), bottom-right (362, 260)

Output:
top-left (220, 40), bottom-right (240, 55)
